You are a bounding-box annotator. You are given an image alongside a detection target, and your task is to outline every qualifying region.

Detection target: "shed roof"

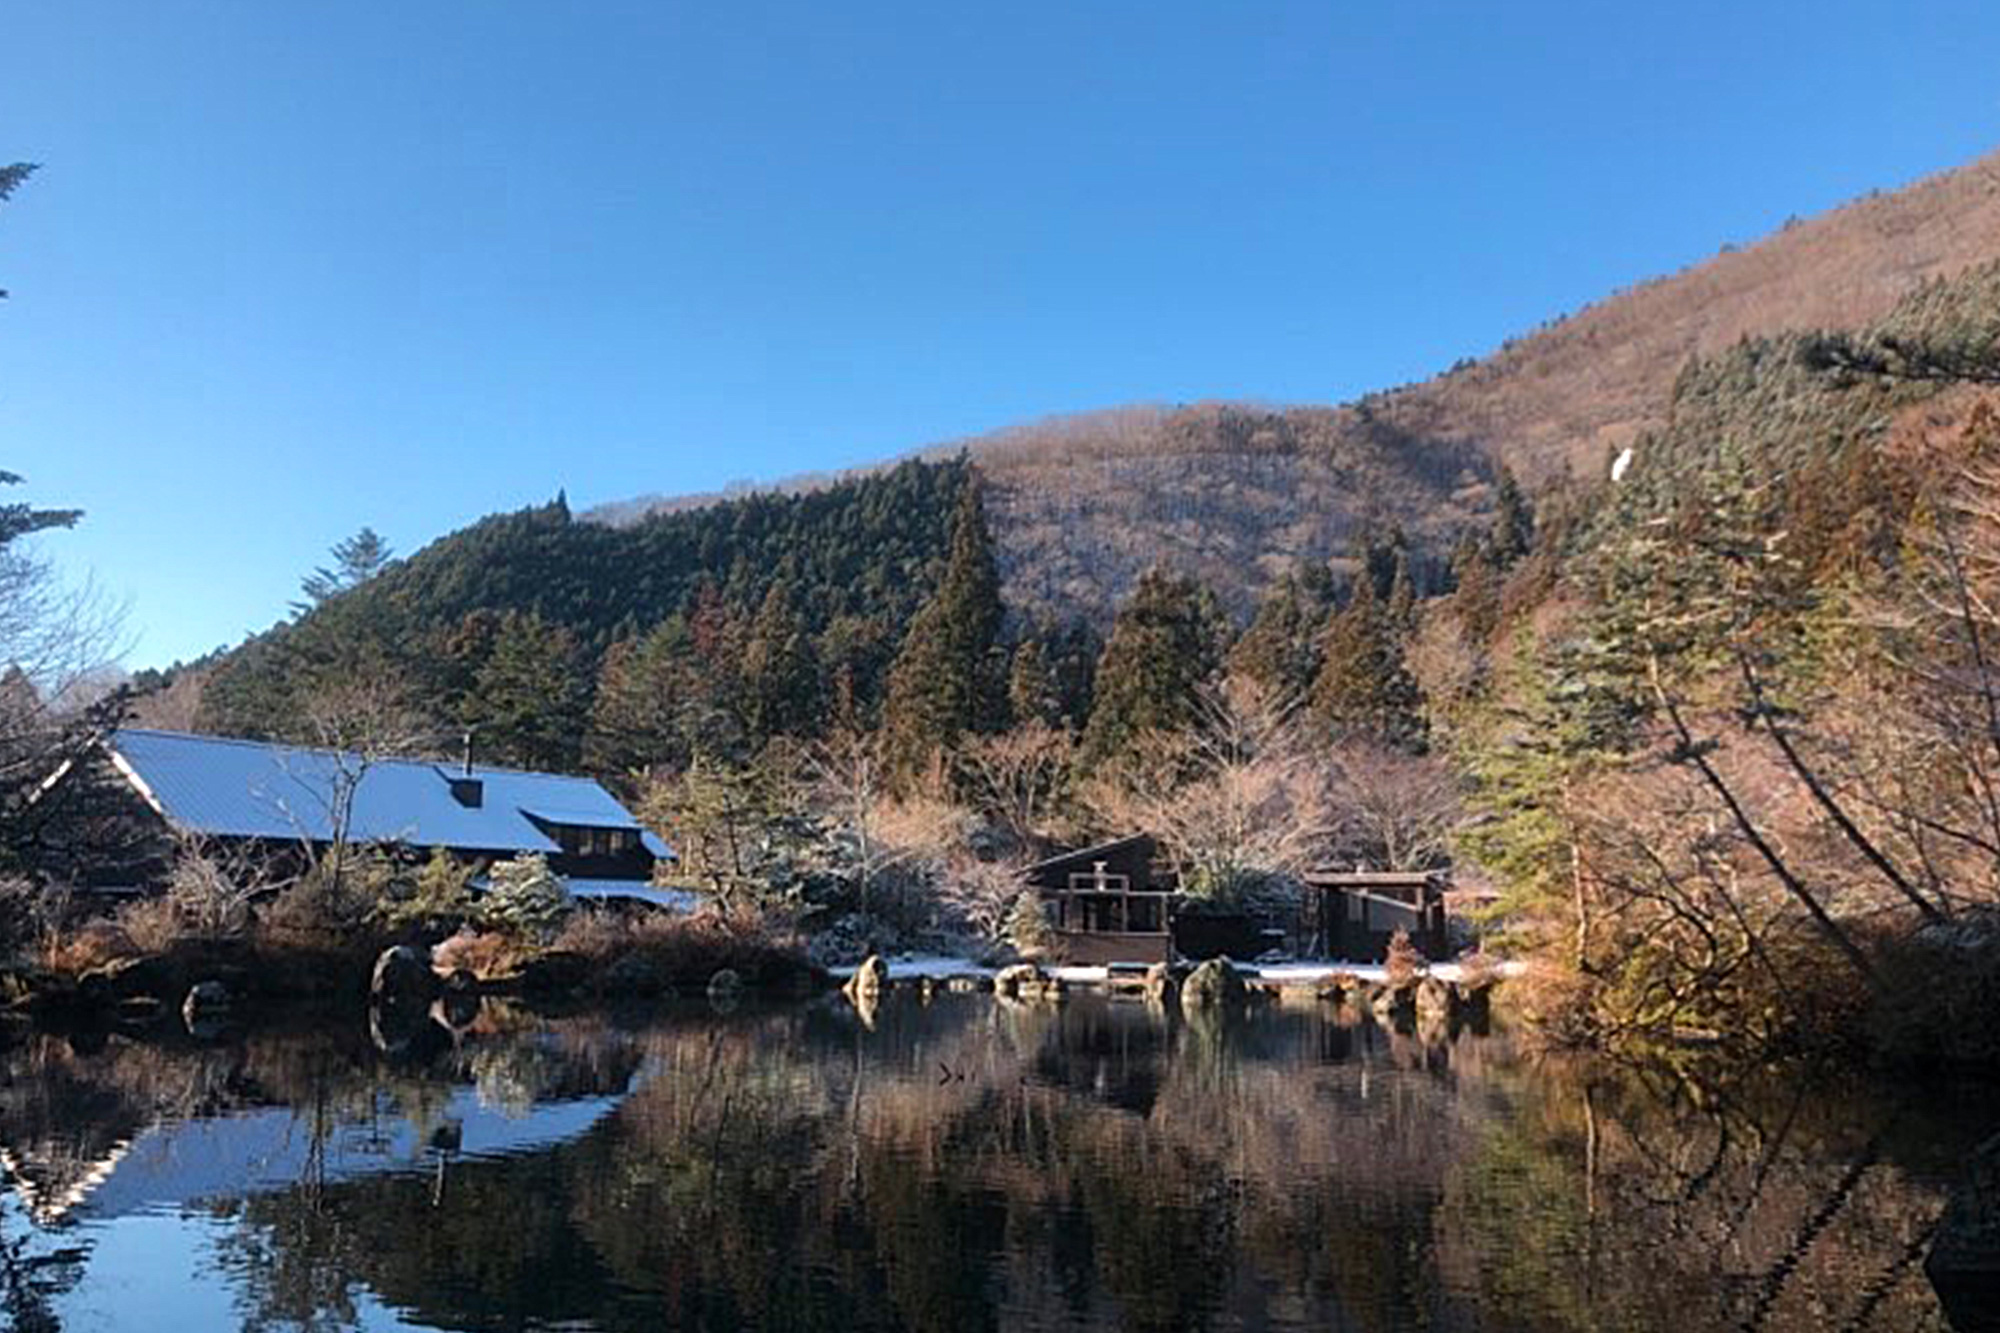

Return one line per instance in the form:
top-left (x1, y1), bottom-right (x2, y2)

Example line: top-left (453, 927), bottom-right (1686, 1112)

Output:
top-left (1025, 834), bottom-right (1155, 876)
top-left (108, 729), bottom-right (669, 858)
top-left (1300, 870), bottom-right (1445, 888)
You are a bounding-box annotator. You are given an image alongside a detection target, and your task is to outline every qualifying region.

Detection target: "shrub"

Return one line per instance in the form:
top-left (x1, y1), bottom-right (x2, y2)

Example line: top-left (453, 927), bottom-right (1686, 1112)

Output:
top-left (478, 854), bottom-right (572, 943)
top-left (1006, 891), bottom-right (1053, 957)
top-left (552, 903), bottom-right (807, 986)
top-left (160, 845), bottom-right (256, 938)
top-left (46, 918), bottom-right (140, 974)
top-left (375, 848), bottom-right (476, 932)
top-left (434, 928), bottom-right (532, 981)
top-left (1385, 928), bottom-right (1423, 987)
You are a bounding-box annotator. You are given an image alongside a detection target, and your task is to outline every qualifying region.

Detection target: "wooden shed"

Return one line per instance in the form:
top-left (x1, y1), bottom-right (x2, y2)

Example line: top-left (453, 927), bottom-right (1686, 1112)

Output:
top-left (1026, 835), bottom-right (1175, 966)
top-left (1301, 870), bottom-right (1451, 962)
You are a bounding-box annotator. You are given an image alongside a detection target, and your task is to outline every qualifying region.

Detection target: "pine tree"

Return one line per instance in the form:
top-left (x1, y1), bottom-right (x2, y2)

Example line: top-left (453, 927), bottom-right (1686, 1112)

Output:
top-left (1386, 549), bottom-right (1418, 637)
top-left (1080, 567), bottom-right (1228, 766)
top-left (1491, 466), bottom-right (1535, 567)
top-left (1451, 534), bottom-right (1503, 641)
top-left (1309, 573), bottom-right (1425, 749)
top-left (880, 477), bottom-right (1006, 775)
top-left (585, 617), bottom-right (698, 782)
top-left (1007, 638), bottom-right (1062, 728)
top-left (464, 611), bottom-right (590, 772)
top-left (740, 579), bottom-right (820, 744)
top-left (1228, 574), bottom-right (1326, 701)
top-left (294, 526), bottom-right (394, 613)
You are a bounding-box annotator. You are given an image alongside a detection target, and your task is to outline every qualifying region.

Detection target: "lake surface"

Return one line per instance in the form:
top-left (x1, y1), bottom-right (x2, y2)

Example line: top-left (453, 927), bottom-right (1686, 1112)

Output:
top-left (0, 990), bottom-right (1992, 1332)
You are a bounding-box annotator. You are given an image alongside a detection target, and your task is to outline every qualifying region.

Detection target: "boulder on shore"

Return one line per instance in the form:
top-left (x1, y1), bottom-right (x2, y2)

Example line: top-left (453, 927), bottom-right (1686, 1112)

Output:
top-left (1180, 958), bottom-right (1248, 1010)
top-left (994, 962), bottom-right (1050, 1000)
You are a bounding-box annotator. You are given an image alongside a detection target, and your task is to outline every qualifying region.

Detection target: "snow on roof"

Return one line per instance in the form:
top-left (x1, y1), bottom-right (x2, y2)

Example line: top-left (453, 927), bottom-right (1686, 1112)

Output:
top-left (109, 728), bottom-right (665, 856)
top-left (564, 880), bottom-right (705, 911)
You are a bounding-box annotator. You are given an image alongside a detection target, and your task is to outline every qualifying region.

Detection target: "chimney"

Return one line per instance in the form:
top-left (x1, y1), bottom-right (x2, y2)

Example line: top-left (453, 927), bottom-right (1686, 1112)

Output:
top-left (449, 733), bottom-right (483, 808)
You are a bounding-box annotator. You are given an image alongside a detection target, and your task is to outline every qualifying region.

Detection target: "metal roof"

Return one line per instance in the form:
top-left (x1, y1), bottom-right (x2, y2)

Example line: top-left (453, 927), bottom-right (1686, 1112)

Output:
top-left (109, 729), bottom-right (668, 857)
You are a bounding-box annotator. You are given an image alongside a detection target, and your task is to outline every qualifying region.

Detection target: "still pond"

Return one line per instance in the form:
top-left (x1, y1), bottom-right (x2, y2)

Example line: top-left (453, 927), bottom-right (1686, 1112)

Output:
top-left (0, 990), bottom-right (1993, 1331)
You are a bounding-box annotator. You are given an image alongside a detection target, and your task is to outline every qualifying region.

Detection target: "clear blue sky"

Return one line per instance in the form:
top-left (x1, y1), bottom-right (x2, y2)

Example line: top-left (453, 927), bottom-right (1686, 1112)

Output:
top-left (6, 1), bottom-right (1999, 669)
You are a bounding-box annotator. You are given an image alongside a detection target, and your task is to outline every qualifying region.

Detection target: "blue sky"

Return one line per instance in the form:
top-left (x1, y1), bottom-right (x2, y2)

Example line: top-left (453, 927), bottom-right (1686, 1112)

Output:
top-left (6, 1), bottom-right (1999, 669)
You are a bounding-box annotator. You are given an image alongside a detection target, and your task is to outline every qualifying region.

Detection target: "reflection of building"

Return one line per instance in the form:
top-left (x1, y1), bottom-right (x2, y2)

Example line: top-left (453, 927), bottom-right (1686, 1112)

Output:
top-left (46, 728), bottom-right (679, 906)
top-left (1026, 836), bottom-right (1174, 965)
top-left (1301, 871), bottom-right (1450, 961)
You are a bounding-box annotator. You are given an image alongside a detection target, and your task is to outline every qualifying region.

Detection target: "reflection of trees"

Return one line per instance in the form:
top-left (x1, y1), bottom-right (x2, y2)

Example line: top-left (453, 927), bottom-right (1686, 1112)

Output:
top-left (8, 998), bottom-right (1992, 1331)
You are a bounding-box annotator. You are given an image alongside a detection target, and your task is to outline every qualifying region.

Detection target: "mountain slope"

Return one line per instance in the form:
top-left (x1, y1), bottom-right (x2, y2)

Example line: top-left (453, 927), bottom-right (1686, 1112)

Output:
top-left (596, 147), bottom-right (2000, 623)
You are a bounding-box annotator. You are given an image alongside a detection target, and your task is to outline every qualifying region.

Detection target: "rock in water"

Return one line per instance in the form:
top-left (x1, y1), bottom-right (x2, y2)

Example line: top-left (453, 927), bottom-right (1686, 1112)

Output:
top-left (993, 963), bottom-right (1045, 999)
top-left (371, 946), bottom-right (439, 1011)
top-left (1180, 958), bottom-right (1247, 1010)
top-left (845, 955), bottom-right (890, 1002)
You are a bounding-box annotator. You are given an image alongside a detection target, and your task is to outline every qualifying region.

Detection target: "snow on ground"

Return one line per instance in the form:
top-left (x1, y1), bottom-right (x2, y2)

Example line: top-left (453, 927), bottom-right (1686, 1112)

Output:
top-left (827, 955), bottom-right (1519, 984)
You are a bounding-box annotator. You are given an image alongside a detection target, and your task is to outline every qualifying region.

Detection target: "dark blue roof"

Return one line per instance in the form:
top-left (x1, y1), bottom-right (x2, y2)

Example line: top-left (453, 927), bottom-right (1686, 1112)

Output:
top-left (109, 729), bottom-right (670, 858)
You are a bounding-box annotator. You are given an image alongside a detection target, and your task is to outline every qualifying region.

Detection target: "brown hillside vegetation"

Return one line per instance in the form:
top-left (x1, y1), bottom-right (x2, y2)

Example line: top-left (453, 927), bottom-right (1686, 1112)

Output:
top-left (1380, 146), bottom-right (2000, 483)
top-left (594, 147), bottom-right (2000, 622)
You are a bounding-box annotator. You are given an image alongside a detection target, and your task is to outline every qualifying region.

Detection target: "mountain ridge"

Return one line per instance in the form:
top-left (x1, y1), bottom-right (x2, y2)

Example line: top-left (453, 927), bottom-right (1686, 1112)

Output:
top-left (582, 147), bottom-right (2000, 623)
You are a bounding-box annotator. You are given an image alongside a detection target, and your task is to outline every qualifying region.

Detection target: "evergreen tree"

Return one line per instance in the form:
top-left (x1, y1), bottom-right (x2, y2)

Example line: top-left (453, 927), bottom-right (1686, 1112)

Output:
top-left (585, 617), bottom-right (697, 782)
top-left (1309, 572), bottom-right (1426, 749)
top-left (463, 610), bottom-right (590, 771)
top-left (880, 478), bottom-right (1006, 774)
top-left (818, 613), bottom-right (895, 732)
top-left (739, 579), bottom-right (820, 744)
top-left (1007, 638), bottom-right (1062, 729)
top-left (1450, 533), bottom-right (1503, 641)
top-left (1386, 549), bottom-right (1418, 636)
top-left (1080, 567), bottom-right (1228, 766)
top-left (1491, 465), bottom-right (1535, 567)
top-left (294, 526), bottom-right (394, 613)
top-left (1228, 574), bottom-right (1326, 701)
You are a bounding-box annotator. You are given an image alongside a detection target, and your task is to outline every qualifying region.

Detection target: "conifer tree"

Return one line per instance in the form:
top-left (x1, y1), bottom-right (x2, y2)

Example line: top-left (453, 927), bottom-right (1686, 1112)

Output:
top-left (293, 526), bottom-right (395, 614)
top-left (1080, 567), bottom-right (1228, 766)
top-left (1007, 638), bottom-right (1062, 729)
top-left (1310, 572), bottom-right (1426, 749)
top-left (585, 617), bottom-right (697, 781)
top-left (740, 579), bottom-right (820, 744)
top-left (1450, 534), bottom-right (1503, 641)
top-left (1228, 574), bottom-right (1326, 701)
top-left (881, 478), bottom-right (1006, 774)
top-left (464, 610), bottom-right (590, 772)
top-left (1491, 465), bottom-right (1535, 567)
top-left (1386, 549), bottom-right (1418, 637)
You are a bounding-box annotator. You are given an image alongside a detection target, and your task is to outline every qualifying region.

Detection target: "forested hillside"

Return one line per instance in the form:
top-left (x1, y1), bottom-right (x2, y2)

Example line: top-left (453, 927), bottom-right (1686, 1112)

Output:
top-left (192, 458), bottom-right (976, 766)
top-left (594, 149), bottom-right (2000, 624)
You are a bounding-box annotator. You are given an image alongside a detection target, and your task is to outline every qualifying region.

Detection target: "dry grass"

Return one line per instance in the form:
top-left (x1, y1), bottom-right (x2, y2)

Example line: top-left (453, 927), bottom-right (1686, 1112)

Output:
top-left (433, 929), bottom-right (532, 981)
top-left (553, 905), bottom-right (810, 987)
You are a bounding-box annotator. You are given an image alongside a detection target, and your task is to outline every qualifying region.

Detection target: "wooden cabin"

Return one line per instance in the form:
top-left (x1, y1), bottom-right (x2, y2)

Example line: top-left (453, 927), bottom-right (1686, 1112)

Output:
top-left (1026, 835), bottom-right (1175, 966)
top-left (1301, 869), bottom-right (1450, 961)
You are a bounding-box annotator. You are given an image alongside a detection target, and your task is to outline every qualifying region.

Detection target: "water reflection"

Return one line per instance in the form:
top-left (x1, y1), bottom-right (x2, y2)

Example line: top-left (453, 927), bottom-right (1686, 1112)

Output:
top-left (0, 993), bottom-right (1991, 1331)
